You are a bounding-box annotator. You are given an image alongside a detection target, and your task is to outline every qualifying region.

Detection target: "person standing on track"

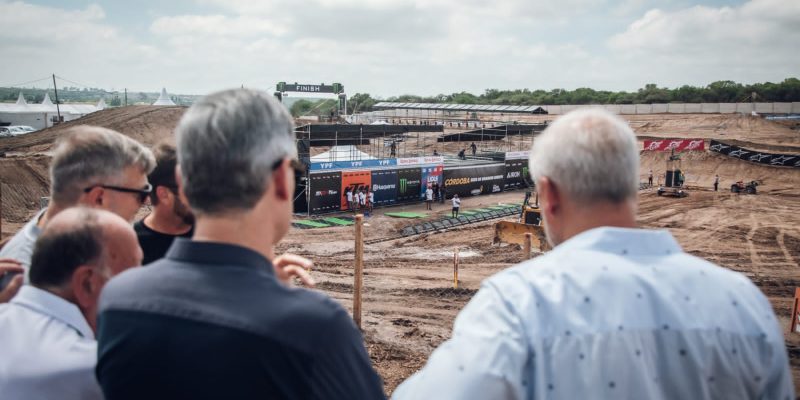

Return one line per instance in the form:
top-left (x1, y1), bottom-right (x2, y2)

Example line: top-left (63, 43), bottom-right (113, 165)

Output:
top-left (425, 185), bottom-right (434, 210)
top-left (714, 174), bottom-right (720, 191)
top-left (451, 194), bottom-right (460, 218)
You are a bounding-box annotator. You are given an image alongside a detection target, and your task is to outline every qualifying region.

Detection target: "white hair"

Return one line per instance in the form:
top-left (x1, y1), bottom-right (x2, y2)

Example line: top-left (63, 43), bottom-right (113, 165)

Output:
top-left (529, 108), bottom-right (639, 204)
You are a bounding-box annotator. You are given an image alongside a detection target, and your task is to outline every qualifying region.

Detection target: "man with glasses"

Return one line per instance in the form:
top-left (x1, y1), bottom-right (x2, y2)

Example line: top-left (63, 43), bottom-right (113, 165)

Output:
top-left (0, 126), bottom-right (154, 281)
top-left (134, 141), bottom-right (195, 264)
top-left (0, 207), bottom-right (143, 399)
top-left (97, 89), bottom-right (385, 399)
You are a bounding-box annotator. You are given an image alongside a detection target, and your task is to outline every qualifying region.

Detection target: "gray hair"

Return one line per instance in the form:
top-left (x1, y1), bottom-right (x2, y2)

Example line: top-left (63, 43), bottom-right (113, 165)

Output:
top-left (529, 108), bottom-right (639, 204)
top-left (50, 126), bottom-right (156, 205)
top-left (175, 89), bottom-right (296, 215)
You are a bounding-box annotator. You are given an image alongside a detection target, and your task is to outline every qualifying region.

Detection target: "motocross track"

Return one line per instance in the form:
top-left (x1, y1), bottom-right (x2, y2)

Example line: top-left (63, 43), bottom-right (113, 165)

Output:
top-left (1, 106), bottom-right (799, 395)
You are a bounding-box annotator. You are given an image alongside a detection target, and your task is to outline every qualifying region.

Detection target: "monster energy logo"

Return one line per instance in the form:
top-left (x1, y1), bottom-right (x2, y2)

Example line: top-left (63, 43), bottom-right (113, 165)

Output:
top-left (399, 178), bottom-right (407, 194)
top-left (522, 166), bottom-right (529, 177)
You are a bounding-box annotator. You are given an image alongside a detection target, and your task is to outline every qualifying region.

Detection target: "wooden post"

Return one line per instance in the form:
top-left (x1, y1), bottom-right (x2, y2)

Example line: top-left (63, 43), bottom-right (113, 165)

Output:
top-left (453, 247), bottom-right (459, 289)
top-left (523, 233), bottom-right (533, 260)
top-left (353, 215), bottom-right (364, 329)
top-left (789, 288), bottom-right (800, 333)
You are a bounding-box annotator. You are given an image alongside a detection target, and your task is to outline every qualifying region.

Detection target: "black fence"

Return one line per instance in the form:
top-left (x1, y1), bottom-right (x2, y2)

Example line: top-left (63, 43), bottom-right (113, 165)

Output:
top-left (709, 140), bottom-right (800, 168)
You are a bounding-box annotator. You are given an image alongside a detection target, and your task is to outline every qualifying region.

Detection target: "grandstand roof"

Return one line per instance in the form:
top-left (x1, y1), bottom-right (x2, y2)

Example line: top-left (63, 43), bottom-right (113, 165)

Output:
top-left (373, 102), bottom-right (548, 114)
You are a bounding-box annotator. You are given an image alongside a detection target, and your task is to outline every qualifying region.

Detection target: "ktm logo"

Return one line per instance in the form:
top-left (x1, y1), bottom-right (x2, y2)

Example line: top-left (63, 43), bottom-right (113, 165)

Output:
top-left (345, 183), bottom-right (369, 193)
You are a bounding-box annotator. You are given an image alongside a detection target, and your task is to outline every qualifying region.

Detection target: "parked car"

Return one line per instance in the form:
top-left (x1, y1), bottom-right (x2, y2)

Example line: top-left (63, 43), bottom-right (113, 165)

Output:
top-left (7, 126), bottom-right (36, 136)
top-left (0, 127), bottom-right (11, 137)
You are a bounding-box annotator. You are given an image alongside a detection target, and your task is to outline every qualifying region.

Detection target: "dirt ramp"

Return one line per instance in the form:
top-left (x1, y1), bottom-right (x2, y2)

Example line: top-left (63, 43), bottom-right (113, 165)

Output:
top-left (640, 150), bottom-right (800, 195)
top-left (0, 106), bottom-right (186, 154)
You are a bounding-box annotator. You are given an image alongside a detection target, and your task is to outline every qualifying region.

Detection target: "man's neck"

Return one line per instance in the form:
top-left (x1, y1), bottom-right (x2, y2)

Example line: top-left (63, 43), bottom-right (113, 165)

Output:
top-left (192, 213), bottom-right (276, 261)
top-left (144, 207), bottom-right (192, 235)
top-left (560, 200), bottom-right (637, 243)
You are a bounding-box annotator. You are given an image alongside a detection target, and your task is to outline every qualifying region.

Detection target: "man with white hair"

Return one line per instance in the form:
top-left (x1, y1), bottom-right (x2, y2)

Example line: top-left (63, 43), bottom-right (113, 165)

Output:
top-left (393, 109), bottom-right (793, 400)
top-left (0, 126), bottom-right (155, 277)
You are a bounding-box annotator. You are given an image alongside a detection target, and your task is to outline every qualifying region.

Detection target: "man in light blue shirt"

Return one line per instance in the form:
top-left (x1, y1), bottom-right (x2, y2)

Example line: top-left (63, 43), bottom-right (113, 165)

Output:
top-left (393, 109), bottom-right (793, 399)
top-left (0, 207), bottom-right (143, 399)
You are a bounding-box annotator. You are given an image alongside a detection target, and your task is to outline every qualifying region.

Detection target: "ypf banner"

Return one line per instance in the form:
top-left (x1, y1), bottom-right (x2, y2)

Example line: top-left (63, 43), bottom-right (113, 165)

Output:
top-left (643, 139), bottom-right (705, 152)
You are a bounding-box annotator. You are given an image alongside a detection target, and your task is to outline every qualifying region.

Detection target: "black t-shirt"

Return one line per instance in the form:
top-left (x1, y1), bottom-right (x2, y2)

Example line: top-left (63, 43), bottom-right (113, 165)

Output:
top-left (133, 219), bottom-right (194, 265)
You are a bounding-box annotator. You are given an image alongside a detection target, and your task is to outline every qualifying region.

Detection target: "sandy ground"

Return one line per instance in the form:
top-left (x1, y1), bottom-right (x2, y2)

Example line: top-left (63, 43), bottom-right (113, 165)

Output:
top-left (1, 107), bottom-right (799, 396)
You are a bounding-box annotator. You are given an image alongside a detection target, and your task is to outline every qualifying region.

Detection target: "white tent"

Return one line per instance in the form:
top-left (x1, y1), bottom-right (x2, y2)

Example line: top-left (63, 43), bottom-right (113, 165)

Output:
top-left (96, 98), bottom-right (106, 110)
top-left (41, 92), bottom-right (53, 105)
top-left (0, 90), bottom-right (103, 130)
top-left (152, 88), bottom-right (176, 106)
top-left (310, 145), bottom-right (376, 162)
top-left (15, 92), bottom-right (27, 105)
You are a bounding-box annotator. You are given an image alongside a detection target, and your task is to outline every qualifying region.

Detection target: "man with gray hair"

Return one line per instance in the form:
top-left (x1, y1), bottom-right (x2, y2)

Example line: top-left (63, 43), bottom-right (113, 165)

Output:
top-left (393, 109), bottom-right (792, 399)
top-left (0, 125), bottom-right (155, 278)
top-left (0, 207), bottom-right (143, 399)
top-left (96, 89), bottom-right (385, 399)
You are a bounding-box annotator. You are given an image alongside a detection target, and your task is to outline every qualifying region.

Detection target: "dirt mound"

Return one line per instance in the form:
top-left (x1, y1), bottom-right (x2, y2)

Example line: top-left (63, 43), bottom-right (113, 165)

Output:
top-left (640, 150), bottom-right (800, 195)
top-left (0, 106), bottom-right (186, 154)
top-left (628, 114), bottom-right (800, 147)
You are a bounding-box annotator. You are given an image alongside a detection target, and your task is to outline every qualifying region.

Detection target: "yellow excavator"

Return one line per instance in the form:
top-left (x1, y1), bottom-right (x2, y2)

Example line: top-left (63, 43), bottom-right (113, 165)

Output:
top-left (493, 191), bottom-right (550, 251)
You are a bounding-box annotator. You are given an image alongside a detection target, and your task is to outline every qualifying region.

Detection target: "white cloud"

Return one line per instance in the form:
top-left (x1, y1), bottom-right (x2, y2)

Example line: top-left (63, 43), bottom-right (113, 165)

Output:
top-left (0, 0), bottom-right (796, 96)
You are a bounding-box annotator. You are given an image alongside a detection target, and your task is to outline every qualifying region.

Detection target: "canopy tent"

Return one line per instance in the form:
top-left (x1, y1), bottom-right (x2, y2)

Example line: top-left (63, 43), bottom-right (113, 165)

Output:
top-left (152, 88), bottom-right (176, 106)
top-left (310, 145), bottom-right (377, 162)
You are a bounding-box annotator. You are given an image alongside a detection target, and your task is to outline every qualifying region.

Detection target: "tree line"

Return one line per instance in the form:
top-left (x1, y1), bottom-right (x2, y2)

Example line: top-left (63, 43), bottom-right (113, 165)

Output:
top-left (347, 78), bottom-right (800, 114)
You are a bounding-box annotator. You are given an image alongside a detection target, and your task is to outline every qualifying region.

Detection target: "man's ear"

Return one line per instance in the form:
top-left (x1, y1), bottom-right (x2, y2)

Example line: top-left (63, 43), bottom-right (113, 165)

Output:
top-left (273, 160), bottom-right (291, 202)
top-left (81, 186), bottom-right (105, 207)
top-left (70, 265), bottom-right (99, 308)
top-left (155, 186), bottom-right (172, 205)
top-left (537, 177), bottom-right (561, 218)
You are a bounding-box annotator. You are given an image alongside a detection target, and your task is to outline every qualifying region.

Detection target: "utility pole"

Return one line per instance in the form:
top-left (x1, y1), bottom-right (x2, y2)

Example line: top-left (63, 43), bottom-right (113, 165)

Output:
top-left (124, 88), bottom-right (128, 106)
top-left (52, 74), bottom-right (62, 124)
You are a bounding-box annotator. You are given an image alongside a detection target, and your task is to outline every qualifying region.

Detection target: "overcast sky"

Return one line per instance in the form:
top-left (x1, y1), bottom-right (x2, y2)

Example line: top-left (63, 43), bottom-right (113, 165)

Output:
top-left (1, 0), bottom-right (797, 97)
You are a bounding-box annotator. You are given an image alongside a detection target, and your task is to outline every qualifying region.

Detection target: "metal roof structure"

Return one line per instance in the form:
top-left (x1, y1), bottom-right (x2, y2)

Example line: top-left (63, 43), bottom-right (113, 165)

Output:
top-left (373, 102), bottom-right (548, 114)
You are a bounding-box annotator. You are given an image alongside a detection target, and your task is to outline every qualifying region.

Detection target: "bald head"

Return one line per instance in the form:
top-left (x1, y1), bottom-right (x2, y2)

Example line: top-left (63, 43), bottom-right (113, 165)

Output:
top-left (29, 207), bottom-right (141, 289)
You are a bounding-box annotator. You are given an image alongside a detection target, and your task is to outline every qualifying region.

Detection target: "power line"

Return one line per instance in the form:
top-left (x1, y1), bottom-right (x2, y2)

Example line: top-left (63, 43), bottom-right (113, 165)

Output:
top-left (0, 76), bottom-right (52, 88)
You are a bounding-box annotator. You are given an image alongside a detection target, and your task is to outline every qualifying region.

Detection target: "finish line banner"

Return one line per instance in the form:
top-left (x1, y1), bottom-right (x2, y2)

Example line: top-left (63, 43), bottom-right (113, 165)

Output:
top-left (710, 140), bottom-right (800, 168)
top-left (643, 139), bottom-right (705, 151)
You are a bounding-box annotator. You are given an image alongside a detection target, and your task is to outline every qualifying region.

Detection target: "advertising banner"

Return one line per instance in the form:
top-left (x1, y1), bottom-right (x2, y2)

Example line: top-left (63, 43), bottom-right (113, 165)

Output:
top-left (396, 156), bottom-right (445, 166)
top-left (309, 172), bottom-right (341, 214)
top-left (504, 159), bottom-right (530, 189)
top-left (443, 164), bottom-right (506, 198)
top-left (371, 169), bottom-right (398, 206)
top-left (643, 139), bottom-right (705, 151)
top-left (505, 151), bottom-right (530, 160)
top-left (310, 158), bottom-right (396, 172)
top-left (340, 170), bottom-right (372, 210)
top-left (420, 165), bottom-right (444, 199)
top-left (710, 140), bottom-right (800, 168)
top-left (397, 168), bottom-right (422, 203)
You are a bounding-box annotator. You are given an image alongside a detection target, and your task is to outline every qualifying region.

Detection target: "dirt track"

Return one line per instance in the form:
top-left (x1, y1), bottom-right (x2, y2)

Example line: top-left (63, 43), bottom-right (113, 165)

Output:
top-left (1, 107), bottom-right (799, 395)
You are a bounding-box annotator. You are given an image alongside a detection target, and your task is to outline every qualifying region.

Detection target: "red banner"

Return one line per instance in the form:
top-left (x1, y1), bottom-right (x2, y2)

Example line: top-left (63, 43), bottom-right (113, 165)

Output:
top-left (643, 139), bottom-right (705, 151)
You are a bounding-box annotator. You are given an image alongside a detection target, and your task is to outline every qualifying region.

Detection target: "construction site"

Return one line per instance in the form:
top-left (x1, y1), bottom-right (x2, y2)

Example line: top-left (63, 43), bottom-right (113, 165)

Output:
top-left (0, 103), bottom-right (799, 394)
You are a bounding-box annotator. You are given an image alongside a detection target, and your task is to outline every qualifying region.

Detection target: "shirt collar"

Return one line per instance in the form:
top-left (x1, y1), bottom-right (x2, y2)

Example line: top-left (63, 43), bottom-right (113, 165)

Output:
top-left (11, 285), bottom-right (94, 340)
top-left (25, 208), bottom-right (46, 241)
top-left (165, 238), bottom-right (274, 275)
top-left (556, 226), bottom-right (683, 256)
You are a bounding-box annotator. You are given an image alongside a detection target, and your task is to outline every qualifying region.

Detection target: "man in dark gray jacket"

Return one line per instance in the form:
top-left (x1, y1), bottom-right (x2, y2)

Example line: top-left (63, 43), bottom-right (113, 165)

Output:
top-left (96, 89), bottom-right (385, 400)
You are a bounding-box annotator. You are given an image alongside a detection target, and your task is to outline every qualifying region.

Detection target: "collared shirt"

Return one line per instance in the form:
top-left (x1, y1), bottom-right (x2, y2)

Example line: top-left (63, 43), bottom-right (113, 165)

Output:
top-left (0, 286), bottom-right (102, 400)
top-left (0, 209), bottom-right (45, 281)
top-left (393, 227), bottom-right (794, 400)
top-left (97, 238), bottom-right (385, 400)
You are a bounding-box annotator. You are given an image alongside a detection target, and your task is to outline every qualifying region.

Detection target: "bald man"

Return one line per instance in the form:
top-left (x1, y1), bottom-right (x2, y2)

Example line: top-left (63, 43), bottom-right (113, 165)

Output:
top-left (0, 207), bottom-right (143, 400)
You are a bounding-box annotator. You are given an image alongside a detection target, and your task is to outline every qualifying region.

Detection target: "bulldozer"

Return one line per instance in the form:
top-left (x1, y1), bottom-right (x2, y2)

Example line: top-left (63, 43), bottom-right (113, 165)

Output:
top-left (493, 191), bottom-right (550, 251)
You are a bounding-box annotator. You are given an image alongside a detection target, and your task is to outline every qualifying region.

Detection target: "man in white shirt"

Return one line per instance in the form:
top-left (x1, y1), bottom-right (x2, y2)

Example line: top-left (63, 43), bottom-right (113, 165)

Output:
top-left (393, 109), bottom-right (793, 400)
top-left (425, 185), bottom-right (433, 210)
top-left (0, 207), bottom-right (143, 400)
top-left (0, 126), bottom-right (154, 277)
top-left (451, 194), bottom-right (460, 218)
top-left (345, 188), bottom-right (354, 212)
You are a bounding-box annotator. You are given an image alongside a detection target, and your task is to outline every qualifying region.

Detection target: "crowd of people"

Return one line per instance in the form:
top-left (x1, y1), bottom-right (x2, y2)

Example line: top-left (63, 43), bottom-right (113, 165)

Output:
top-left (0, 89), bottom-right (793, 399)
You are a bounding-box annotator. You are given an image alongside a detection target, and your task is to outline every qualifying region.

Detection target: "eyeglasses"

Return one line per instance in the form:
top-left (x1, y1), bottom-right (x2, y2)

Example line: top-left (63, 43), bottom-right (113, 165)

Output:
top-left (271, 158), bottom-right (306, 175)
top-left (84, 183), bottom-right (153, 204)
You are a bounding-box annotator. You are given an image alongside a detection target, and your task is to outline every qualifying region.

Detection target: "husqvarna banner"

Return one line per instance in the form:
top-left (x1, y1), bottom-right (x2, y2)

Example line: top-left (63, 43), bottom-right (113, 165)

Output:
top-left (371, 169), bottom-right (398, 206)
top-left (643, 139), bottom-right (705, 151)
top-left (710, 140), bottom-right (800, 168)
top-left (442, 164), bottom-right (505, 198)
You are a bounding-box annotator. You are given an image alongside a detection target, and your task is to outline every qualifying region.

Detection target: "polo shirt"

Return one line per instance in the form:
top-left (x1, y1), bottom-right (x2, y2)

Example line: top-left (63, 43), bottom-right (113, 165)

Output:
top-left (96, 238), bottom-right (385, 400)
